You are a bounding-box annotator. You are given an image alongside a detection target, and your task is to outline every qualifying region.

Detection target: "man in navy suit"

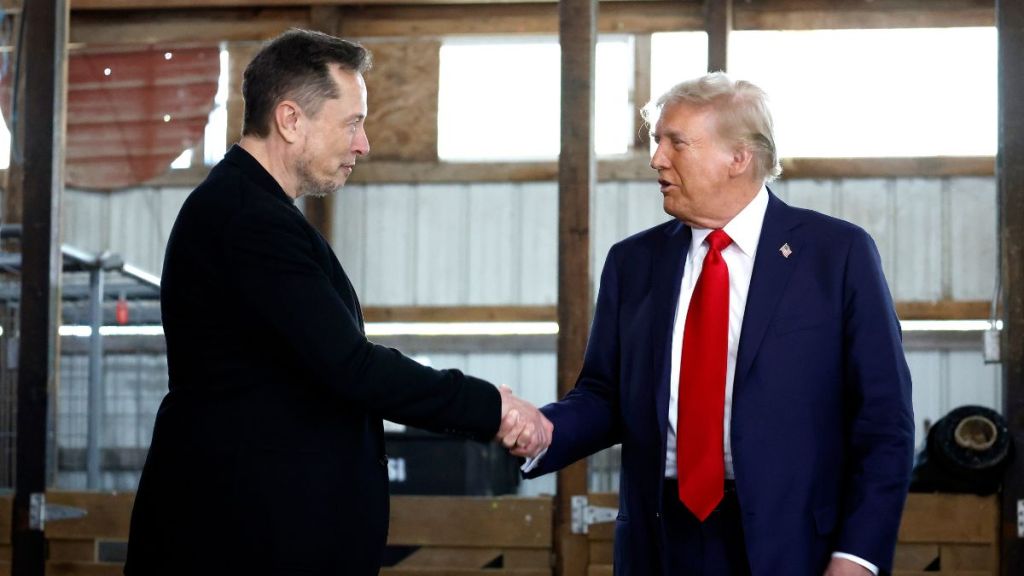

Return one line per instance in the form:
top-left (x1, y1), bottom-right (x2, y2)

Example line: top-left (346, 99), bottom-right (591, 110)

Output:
top-left (522, 73), bottom-right (914, 575)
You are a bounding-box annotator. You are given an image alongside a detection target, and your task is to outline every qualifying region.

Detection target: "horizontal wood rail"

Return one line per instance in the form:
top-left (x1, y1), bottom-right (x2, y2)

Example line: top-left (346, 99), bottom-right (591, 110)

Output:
top-left (362, 301), bottom-right (994, 324)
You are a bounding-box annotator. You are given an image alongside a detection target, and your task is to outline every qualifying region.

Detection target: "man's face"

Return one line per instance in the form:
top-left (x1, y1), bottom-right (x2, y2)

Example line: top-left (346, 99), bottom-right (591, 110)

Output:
top-left (650, 102), bottom-right (742, 228)
top-left (295, 66), bottom-right (370, 198)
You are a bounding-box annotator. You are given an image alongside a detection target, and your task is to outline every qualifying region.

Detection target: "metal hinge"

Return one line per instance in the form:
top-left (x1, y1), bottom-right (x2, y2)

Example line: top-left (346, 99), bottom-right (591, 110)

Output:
top-left (28, 493), bottom-right (88, 531)
top-left (571, 495), bottom-right (618, 534)
top-left (1017, 499), bottom-right (1024, 538)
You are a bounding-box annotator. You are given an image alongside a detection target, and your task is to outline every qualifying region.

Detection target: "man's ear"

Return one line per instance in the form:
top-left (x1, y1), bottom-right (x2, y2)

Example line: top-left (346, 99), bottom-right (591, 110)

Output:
top-left (274, 101), bottom-right (303, 144)
top-left (729, 145), bottom-right (754, 178)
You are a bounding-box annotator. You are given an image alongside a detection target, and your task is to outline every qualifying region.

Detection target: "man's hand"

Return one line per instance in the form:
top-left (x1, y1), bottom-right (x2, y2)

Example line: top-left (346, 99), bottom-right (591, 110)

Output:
top-left (823, 557), bottom-right (873, 576)
top-left (496, 385), bottom-right (553, 458)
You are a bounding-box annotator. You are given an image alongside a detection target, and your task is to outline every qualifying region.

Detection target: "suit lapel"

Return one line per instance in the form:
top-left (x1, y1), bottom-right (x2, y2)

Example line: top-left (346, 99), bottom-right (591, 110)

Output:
top-left (735, 191), bottom-right (803, 384)
top-left (652, 221), bottom-right (691, 445)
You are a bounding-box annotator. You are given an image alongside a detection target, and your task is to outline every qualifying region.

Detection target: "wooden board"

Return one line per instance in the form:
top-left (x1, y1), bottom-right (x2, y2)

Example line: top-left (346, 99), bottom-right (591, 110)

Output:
top-left (388, 496), bottom-right (552, 549)
top-left (363, 41), bottom-right (440, 162)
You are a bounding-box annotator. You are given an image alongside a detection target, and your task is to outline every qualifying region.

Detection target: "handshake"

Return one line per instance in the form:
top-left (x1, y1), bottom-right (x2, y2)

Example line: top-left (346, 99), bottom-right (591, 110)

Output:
top-left (495, 385), bottom-right (553, 459)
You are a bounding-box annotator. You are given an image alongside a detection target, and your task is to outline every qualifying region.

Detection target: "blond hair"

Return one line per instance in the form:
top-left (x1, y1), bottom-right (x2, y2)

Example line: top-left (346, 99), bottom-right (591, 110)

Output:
top-left (642, 72), bottom-right (782, 182)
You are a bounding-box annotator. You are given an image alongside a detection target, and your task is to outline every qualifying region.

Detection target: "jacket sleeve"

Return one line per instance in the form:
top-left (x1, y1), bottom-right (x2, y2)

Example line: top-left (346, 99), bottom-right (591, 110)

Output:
top-left (835, 228), bottom-right (915, 572)
top-left (223, 203), bottom-right (501, 442)
top-left (525, 244), bottom-right (624, 478)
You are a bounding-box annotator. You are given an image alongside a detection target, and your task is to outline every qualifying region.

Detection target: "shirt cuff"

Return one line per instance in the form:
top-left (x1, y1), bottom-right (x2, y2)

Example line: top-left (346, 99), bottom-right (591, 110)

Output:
top-left (831, 552), bottom-right (878, 575)
top-left (520, 447), bottom-right (548, 473)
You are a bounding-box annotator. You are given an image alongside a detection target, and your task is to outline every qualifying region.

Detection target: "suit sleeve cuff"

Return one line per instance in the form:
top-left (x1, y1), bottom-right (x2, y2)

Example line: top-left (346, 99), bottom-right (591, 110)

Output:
top-left (832, 552), bottom-right (878, 575)
top-left (520, 447), bottom-right (548, 473)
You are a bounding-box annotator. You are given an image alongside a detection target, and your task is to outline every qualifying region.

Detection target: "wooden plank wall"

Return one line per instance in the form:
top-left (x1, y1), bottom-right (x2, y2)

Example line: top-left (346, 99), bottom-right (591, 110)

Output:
top-left (584, 492), bottom-right (1000, 576)
top-left (0, 493), bottom-right (553, 576)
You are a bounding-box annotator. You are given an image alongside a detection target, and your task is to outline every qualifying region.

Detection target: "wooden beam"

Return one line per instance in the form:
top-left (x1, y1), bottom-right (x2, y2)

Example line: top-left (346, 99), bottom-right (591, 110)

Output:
top-left (706, 0), bottom-right (732, 72)
top-left (557, 0), bottom-right (596, 573)
top-left (225, 42), bottom-right (261, 152)
top-left (895, 301), bottom-right (992, 321)
top-left (780, 156), bottom-right (996, 180)
top-left (12, 1), bottom-right (68, 575)
top-left (1, 155), bottom-right (994, 191)
top-left (997, 0), bottom-right (1024, 573)
top-left (61, 1), bottom-right (995, 45)
top-left (358, 302), bottom-right (991, 323)
top-left (632, 34), bottom-right (652, 150)
top-left (339, 2), bottom-right (702, 37)
top-left (363, 306), bottom-right (557, 323)
top-left (734, 0), bottom-right (995, 30)
top-left (69, 8), bottom-right (310, 44)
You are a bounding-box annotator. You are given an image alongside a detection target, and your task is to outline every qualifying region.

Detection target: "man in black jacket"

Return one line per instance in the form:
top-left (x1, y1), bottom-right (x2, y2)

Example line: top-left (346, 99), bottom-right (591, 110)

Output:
top-left (125, 29), bottom-right (550, 576)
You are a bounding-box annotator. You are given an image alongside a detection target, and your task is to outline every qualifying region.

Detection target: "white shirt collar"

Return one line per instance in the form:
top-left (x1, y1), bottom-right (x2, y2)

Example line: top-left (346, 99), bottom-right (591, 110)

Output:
top-left (689, 184), bottom-right (769, 259)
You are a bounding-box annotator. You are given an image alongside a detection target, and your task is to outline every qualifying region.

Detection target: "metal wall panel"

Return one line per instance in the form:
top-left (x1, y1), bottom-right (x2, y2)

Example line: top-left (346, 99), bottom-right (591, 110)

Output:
top-left (69, 177), bottom-right (997, 305)
top-left (63, 187), bottom-right (190, 276)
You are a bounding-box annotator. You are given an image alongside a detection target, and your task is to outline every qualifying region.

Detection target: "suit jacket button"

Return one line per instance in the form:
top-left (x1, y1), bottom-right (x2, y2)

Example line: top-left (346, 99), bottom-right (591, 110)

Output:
top-left (655, 512), bottom-right (661, 519)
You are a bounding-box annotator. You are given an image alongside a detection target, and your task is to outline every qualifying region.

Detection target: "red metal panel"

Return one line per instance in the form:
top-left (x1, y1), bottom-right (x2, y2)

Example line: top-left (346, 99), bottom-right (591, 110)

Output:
top-left (2, 44), bottom-right (219, 190)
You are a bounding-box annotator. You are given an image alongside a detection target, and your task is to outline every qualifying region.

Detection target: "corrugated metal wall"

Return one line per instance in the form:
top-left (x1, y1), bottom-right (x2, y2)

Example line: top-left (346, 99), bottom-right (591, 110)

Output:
top-left (59, 176), bottom-right (1000, 493)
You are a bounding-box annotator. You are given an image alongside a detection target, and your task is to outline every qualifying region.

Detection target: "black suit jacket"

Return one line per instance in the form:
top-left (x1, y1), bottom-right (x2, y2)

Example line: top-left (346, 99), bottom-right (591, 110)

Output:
top-left (126, 146), bottom-right (501, 576)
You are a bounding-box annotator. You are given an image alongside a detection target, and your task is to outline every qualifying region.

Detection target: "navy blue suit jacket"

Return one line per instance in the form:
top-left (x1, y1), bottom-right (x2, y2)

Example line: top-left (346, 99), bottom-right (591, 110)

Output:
top-left (526, 192), bottom-right (914, 575)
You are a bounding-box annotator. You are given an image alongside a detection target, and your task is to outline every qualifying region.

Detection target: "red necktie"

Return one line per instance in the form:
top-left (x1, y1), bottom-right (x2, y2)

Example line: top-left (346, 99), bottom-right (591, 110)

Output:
top-left (677, 229), bottom-right (732, 521)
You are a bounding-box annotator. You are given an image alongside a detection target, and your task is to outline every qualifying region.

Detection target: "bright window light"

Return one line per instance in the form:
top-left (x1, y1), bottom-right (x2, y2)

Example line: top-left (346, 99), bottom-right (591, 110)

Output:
top-left (365, 322), bottom-right (559, 337)
top-left (204, 46), bottom-right (230, 165)
top-left (170, 148), bottom-right (193, 169)
top-left (0, 114), bottom-right (10, 170)
top-left (728, 28), bottom-right (996, 158)
top-left (438, 36), bottom-right (633, 161)
top-left (650, 31), bottom-right (709, 108)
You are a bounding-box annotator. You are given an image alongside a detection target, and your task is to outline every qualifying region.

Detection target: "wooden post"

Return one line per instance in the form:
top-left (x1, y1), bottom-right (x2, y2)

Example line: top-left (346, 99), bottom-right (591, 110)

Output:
top-left (998, 0), bottom-right (1024, 574)
top-left (11, 0), bottom-right (68, 575)
top-left (225, 41), bottom-right (260, 153)
top-left (706, 0), bottom-right (732, 73)
top-left (632, 33), bottom-right (652, 151)
top-left (302, 6), bottom-right (346, 245)
top-left (557, 0), bottom-right (595, 574)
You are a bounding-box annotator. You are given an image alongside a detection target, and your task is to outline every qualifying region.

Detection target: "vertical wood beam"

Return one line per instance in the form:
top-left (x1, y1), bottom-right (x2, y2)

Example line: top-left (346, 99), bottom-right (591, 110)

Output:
top-left (706, 0), bottom-right (732, 72)
top-left (12, 1), bottom-right (67, 575)
top-left (225, 41), bottom-right (260, 153)
top-left (557, 0), bottom-right (595, 574)
top-left (632, 33), bottom-right (652, 151)
top-left (998, 0), bottom-right (1024, 574)
top-left (303, 7), bottom-right (346, 245)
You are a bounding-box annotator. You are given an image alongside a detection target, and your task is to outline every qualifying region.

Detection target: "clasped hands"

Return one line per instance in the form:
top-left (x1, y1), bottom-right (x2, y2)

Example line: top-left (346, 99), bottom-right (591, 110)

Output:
top-left (495, 385), bottom-right (553, 459)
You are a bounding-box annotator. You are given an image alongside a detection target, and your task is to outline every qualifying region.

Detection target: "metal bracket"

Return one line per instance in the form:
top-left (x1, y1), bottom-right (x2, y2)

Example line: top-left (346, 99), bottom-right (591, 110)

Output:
top-left (1017, 499), bottom-right (1024, 538)
top-left (27, 493), bottom-right (88, 531)
top-left (571, 495), bottom-right (618, 534)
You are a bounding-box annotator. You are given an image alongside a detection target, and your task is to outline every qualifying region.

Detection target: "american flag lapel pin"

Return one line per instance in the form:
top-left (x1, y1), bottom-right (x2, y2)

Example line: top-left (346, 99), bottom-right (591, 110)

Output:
top-left (779, 243), bottom-right (792, 258)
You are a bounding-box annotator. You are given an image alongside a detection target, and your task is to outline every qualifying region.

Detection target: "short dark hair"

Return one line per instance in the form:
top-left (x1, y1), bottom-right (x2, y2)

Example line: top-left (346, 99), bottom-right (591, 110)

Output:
top-left (241, 29), bottom-right (372, 138)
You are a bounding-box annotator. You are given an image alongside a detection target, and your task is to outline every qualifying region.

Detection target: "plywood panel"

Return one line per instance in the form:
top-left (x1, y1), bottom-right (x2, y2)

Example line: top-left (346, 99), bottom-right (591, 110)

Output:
top-left (44, 491), bottom-right (135, 540)
top-left (363, 41), bottom-right (440, 162)
top-left (897, 493), bottom-right (998, 544)
top-left (387, 496), bottom-right (552, 548)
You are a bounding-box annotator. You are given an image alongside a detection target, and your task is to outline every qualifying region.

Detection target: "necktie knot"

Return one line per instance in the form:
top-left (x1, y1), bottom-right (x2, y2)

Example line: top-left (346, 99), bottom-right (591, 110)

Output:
top-left (706, 229), bottom-right (732, 253)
